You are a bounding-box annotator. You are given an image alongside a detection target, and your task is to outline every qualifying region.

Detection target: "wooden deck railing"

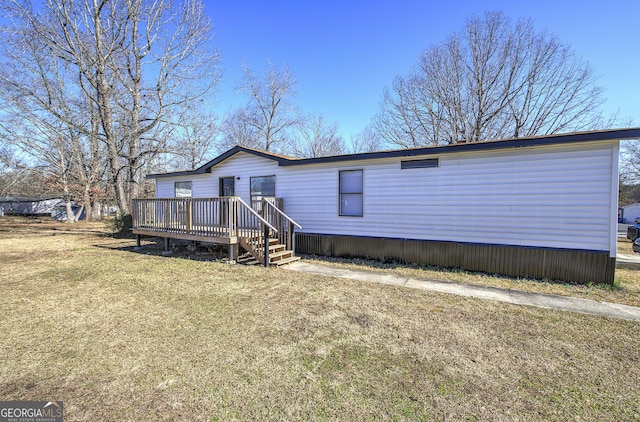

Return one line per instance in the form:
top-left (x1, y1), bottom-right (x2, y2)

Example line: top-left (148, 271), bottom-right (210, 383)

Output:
top-left (132, 197), bottom-right (282, 266)
top-left (133, 197), bottom-right (231, 237)
top-left (132, 197), bottom-right (279, 237)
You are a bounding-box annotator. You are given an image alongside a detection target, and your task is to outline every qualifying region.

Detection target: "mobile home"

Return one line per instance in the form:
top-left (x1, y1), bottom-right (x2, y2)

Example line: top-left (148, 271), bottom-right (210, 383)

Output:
top-left (134, 128), bottom-right (640, 284)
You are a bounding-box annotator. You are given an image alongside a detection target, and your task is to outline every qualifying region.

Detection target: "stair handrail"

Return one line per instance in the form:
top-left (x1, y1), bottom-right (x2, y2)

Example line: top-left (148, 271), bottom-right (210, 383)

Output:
top-left (235, 197), bottom-right (278, 267)
top-left (262, 199), bottom-right (302, 229)
top-left (235, 197), bottom-right (277, 232)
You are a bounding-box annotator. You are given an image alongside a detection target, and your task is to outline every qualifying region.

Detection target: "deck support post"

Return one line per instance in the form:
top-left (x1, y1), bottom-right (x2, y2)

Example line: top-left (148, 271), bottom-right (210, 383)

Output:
top-left (136, 234), bottom-right (141, 248)
top-left (288, 222), bottom-right (294, 252)
top-left (228, 243), bottom-right (238, 263)
top-left (264, 225), bottom-right (270, 268)
top-left (162, 237), bottom-right (172, 256)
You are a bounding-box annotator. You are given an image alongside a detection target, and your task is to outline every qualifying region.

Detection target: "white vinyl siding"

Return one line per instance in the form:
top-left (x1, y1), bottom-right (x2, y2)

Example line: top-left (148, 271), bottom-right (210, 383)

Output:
top-left (210, 153), bottom-right (280, 204)
top-left (156, 152), bottom-right (282, 204)
top-left (153, 141), bottom-right (618, 253)
top-left (279, 142), bottom-right (616, 252)
top-left (156, 175), bottom-right (213, 198)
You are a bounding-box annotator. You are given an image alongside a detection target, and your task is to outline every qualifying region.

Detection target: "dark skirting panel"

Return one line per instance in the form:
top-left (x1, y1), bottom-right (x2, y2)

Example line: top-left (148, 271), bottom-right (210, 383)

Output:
top-left (295, 233), bottom-right (615, 285)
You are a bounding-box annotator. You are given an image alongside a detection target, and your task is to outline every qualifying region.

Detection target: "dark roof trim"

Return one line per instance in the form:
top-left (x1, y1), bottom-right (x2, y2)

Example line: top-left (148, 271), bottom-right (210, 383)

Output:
top-left (195, 145), bottom-right (294, 172)
top-left (147, 169), bottom-right (201, 178)
top-left (279, 127), bottom-right (640, 166)
top-left (147, 146), bottom-right (293, 178)
top-left (148, 128), bottom-right (640, 178)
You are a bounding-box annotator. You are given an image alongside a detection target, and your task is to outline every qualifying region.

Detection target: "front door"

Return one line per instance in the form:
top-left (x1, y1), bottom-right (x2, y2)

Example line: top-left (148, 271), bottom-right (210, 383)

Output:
top-left (219, 177), bottom-right (235, 225)
top-left (220, 177), bottom-right (235, 197)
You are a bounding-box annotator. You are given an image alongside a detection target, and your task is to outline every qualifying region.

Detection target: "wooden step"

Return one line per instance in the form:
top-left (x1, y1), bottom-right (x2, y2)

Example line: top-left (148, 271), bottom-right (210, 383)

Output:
top-left (270, 255), bottom-right (301, 266)
top-left (237, 253), bottom-right (260, 265)
top-left (251, 243), bottom-right (286, 254)
top-left (237, 250), bottom-right (300, 266)
top-left (237, 235), bottom-right (299, 267)
top-left (245, 237), bottom-right (279, 246)
top-left (268, 249), bottom-right (293, 261)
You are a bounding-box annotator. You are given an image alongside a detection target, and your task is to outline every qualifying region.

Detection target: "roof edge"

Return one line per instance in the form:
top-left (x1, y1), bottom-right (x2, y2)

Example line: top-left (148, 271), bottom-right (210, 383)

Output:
top-left (148, 128), bottom-right (640, 177)
top-left (147, 146), bottom-right (297, 178)
top-left (146, 169), bottom-right (204, 179)
top-left (279, 127), bottom-right (640, 166)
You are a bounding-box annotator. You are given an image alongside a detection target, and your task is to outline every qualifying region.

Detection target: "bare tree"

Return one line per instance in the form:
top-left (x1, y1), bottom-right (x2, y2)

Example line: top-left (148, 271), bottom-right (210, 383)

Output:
top-left (228, 62), bottom-right (299, 152)
top-left (375, 11), bottom-right (607, 147)
top-left (112, 0), bottom-right (220, 202)
top-left (0, 144), bottom-right (30, 197)
top-left (620, 168), bottom-right (640, 205)
top-left (0, 14), bottom-right (103, 222)
top-left (288, 114), bottom-right (344, 158)
top-left (0, 109), bottom-right (91, 221)
top-left (0, 0), bottom-right (220, 223)
top-left (0, 167), bottom-right (50, 199)
top-left (219, 107), bottom-right (262, 152)
top-left (621, 140), bottom-right (640, 184)
top-left (166, 109), bottom-right (219, 170)
top-left (349, 125), bottom-right (387, 153)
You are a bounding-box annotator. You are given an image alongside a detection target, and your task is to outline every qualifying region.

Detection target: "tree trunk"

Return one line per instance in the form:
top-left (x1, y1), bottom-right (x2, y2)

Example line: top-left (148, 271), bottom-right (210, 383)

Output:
top-left (91, 3), bottom-right (130, 219)
top-left (82, 186), bottom-right (93, 222)
top-left (91, 200), bottom-right (102, 220)
top-left (64, 199), bottom-right (77, 223)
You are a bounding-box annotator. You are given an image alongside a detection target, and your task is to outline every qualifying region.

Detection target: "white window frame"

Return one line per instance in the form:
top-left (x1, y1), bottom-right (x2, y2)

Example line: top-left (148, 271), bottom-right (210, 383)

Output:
top-left (174, 181), bottom-right (192, 198)
top-left (339, 169), bottom-right (363, 217)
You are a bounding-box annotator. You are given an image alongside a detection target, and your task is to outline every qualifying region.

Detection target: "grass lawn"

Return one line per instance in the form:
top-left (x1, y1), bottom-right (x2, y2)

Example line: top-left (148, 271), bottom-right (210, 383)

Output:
top-left (1, 216), bottom-right (639, 420)
top-left (304, 239), bottom-right (640, 308)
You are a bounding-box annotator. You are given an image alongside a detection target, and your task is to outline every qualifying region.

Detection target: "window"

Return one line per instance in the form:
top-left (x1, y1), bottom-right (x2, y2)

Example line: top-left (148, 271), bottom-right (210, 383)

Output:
top-left (174, 181), bottom-right (192, 198)
top-left (339, 169), bottom-right (363, 217)
top-left (401, 158), bottom-right (439, 169)
top-left (250, 175), bottom-right (276, 211)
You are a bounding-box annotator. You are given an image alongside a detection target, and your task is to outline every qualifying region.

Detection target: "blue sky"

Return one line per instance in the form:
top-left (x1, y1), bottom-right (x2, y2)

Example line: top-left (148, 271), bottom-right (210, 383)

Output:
top-left (204, 0), bottom-right (639, 141)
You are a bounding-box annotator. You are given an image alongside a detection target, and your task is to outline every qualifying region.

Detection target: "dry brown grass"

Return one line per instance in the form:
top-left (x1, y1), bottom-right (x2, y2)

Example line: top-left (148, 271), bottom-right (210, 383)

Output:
top-left (1, 216), bottom-right (639, 420)
top-left (618, 236), bottom-right (636, 255)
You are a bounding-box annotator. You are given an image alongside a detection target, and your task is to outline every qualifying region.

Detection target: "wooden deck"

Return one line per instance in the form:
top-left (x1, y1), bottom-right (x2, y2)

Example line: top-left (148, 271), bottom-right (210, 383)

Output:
top-left (131, 227), bottom-right (238, 244)
top-left (131, 197), bottom-right (301, 266)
